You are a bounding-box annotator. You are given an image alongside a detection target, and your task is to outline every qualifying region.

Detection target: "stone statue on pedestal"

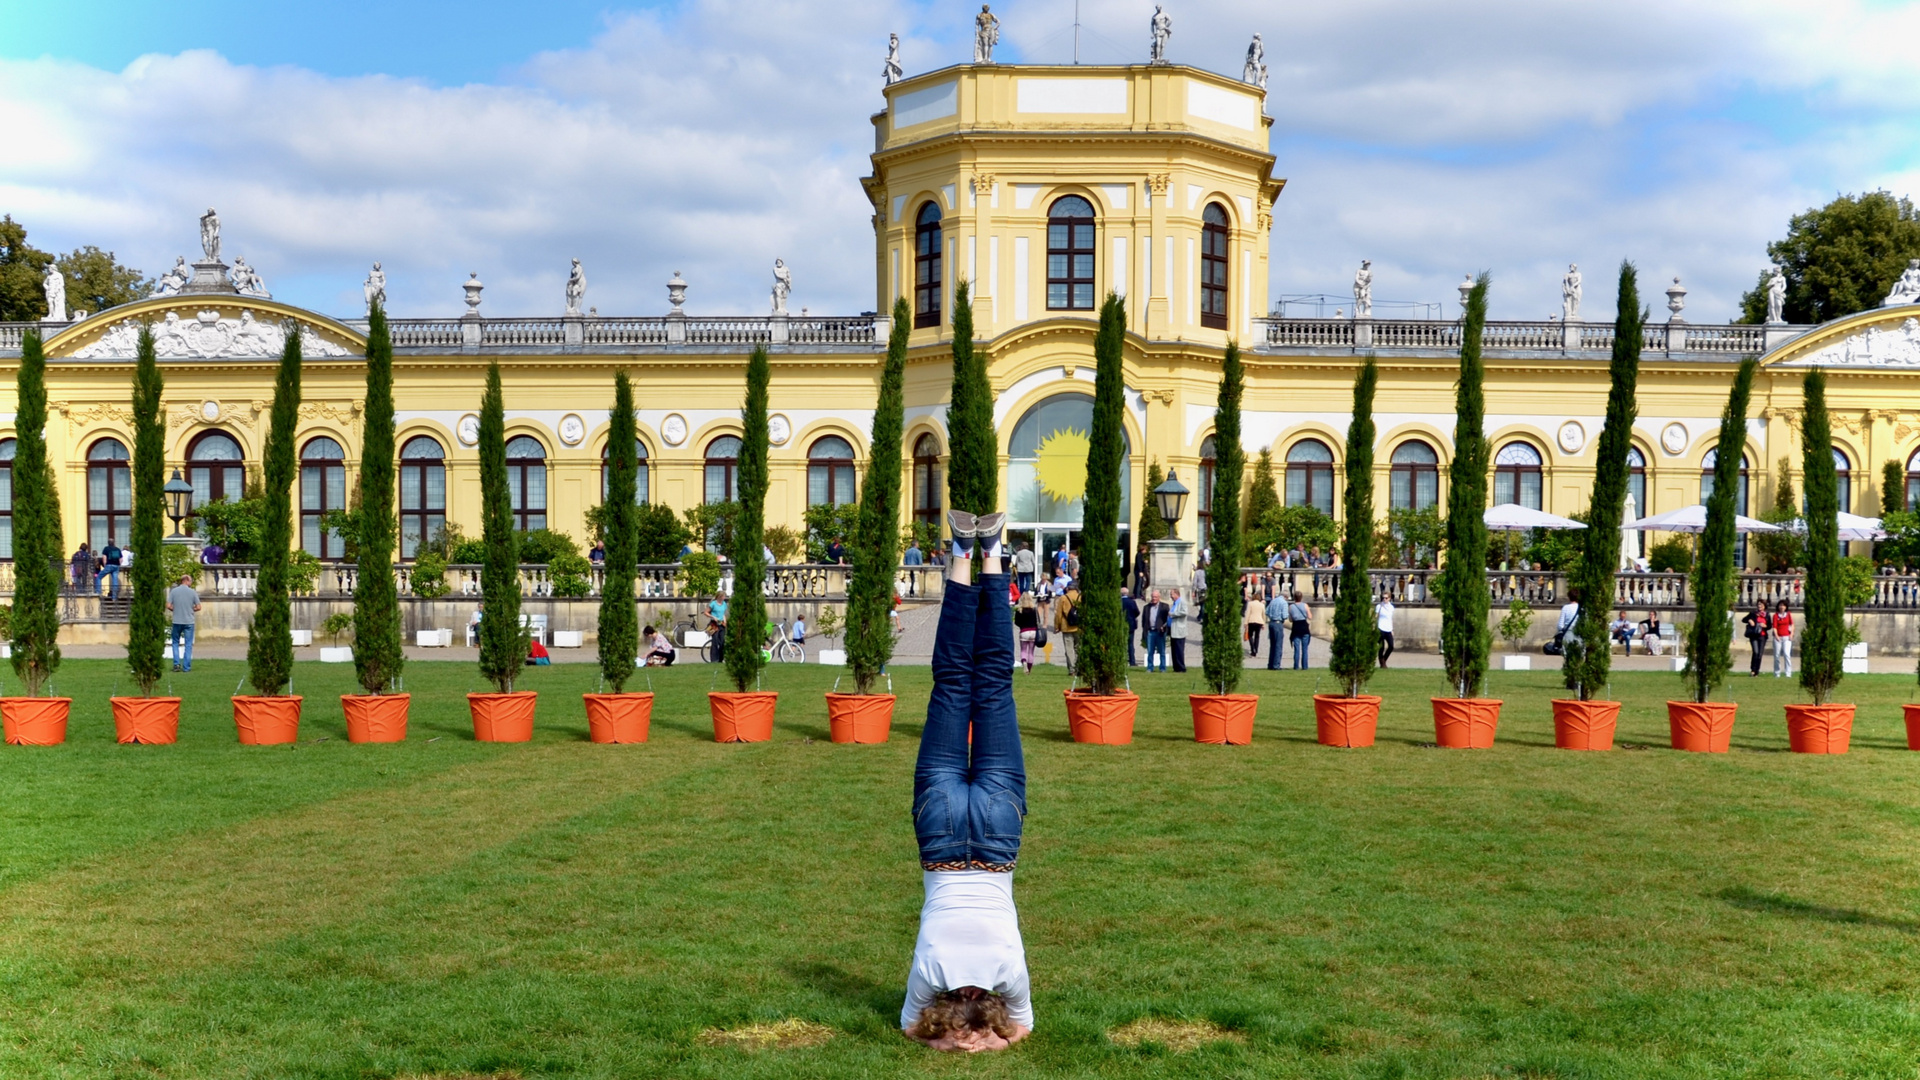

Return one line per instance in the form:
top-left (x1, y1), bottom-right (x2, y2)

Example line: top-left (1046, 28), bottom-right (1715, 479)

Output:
top-left (1883, 259), bottom-right (1920, 308)
top-left (1242, 34), bottom-right (1267, 90)
top-left (771, 258), bottom-right (792, 315)
top-left (231, 256), bottom-right (268, 298)
top-left (1561, 263), bottom-right (1582, 321)
top-left (974, 5), bottom-right (999, 64)
top-left (199, 208), bottom-right (221, 261)
top-left (1148, 5), bottom-right (1172, 63)
top-left (1352, 259), bottom-right (1373, 319)
top-left (1766, 266), bottom-right (1787, 323)
top-left (884, 33), bottom-right (903, 85)
top-left (43, 265), bottom-right (66, 322)
top-left (364, 262), bottom-right (387, 312)
top-left (565, 258), bottom-right (587, 314)
top-left (154, 256), bottom-right (190, 296)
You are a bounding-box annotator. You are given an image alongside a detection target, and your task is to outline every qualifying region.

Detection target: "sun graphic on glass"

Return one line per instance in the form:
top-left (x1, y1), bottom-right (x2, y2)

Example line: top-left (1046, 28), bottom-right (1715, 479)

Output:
top-left (1033, 428), bottom-right (1090, 503)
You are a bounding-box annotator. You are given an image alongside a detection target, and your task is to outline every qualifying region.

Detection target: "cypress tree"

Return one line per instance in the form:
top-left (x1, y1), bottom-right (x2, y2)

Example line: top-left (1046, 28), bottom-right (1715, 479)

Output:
top-left (1565, 262), bottom-right (1642, 701)
top-left (1202, 343), bottom-right (1247, 696)
top-left (10, 331), bottom-right (60, 696)
top-left (1799, 367), bottom-right (1846, 704)
top-left (1242, 448), bottom-right (1280, 564)
top-left (1075, 293), bottom-right (1129, 695)
top-left (477, 361), bottom-right (525, 693)
top-left (353, 302), bottom-right (404, 695)
top-left (598, 370), bottom-right (640, 693)
top-left (946, 280), bottom-right (996, 527)
top-left (1684, 357), bottom-right (1756, 703)
top-left (1137, 460), bottom-right (1169, 546)
top-left (1329, 357), bottom-right (1380, 698)
top-left (1883, 459), bottom-right (1905, 515)
top-left (725, 347), bottom-right (772, 693)
top-left (246, 325), bottom-right (300, 697)
top-left (1437, 273), bottom-right (1493, 699)
top-left (127, 326), bottom-right (165, 696)
top-left (847, 296), bottom-right (909, 694)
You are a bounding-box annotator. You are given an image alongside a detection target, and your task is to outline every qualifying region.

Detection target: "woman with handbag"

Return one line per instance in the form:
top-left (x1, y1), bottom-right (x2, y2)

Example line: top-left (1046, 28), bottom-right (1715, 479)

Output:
top-left (1740, 603), bottom-right (1769, 676)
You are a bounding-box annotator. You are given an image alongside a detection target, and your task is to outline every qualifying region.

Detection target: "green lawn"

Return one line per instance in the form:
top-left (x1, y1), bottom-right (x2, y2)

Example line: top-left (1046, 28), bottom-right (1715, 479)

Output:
top-left (3, 658), bottom-right (1919, 1078)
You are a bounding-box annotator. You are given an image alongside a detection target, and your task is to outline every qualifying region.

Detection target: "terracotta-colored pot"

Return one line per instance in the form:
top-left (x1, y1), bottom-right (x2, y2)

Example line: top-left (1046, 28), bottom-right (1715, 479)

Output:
top-left (111, 697), bottom-right (181, 744)
top-left (1191, 694), bottom-right (1260, 745)
top-left (1904, 703), bottom-right (1920, 751)
top-left (233, 695), bottom-right (303, 745)
top-left (1064, 690), bottom-right (1138, 745)
top-left (342, 693), bottom-right (410, 743)
top-left (468, 692), bottom-right (536, 742)
top-left (1431, 697), bottom-right (1502, 748)
top-left (1551, 699), bottom-right (1620, 751)
top-left (826, 692), bottom-right (895, 743)
top-left (1785, 702), bottom-right (1854, 755)
top-left (584, 692), bottom-right (654, 743)
top-left (1312, 694), bottom-right (1379, 748)
top-left (709, 691), bottom-right (779, 742)
top-left (1666, 701), bottom-right (1736, 752)
top-left (1, 697), bottom-right (72, 746)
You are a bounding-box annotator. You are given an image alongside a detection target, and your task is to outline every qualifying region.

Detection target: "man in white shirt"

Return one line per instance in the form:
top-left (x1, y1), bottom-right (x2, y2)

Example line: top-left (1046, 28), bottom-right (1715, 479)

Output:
top-left (1375, 596), bottom-right (1395, 667)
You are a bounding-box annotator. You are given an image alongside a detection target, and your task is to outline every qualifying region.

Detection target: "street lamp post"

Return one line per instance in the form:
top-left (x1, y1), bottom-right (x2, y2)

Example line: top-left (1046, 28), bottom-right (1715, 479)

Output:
top-left (161, 469), bottom-right (205, 561)
top-left (1148, 468), bottom-right (1196, 596)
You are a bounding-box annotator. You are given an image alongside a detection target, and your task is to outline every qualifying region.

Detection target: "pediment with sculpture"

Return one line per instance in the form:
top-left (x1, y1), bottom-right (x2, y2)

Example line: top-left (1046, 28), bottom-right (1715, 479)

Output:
top-left (1767, 304), bottom-right (1920, 369)
top-left (42, 297), bottom-right (363, 361)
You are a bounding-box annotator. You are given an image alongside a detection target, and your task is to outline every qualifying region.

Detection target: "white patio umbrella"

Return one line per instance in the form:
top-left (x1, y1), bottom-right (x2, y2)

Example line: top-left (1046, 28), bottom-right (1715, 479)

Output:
top-left (1619, 503), bottom-right (1781, 534)
top-left (1484, 503), bottom-right (1588, 531)
top-left (1619, 491), bottom-right (1640, 570)
top-left (1781, 512), bottom-right (1887, 542)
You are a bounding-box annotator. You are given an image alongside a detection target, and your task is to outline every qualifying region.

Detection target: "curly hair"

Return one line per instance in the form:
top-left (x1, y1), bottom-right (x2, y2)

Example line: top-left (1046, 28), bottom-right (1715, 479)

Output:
top-left (907, 988), bottom-right (1017, 1041)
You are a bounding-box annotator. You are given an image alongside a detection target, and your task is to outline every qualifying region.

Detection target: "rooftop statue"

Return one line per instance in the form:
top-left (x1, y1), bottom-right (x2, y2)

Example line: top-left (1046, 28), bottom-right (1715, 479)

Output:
top-left (200, 207), bottom-right (221, 262)
top-left (884, 33), bottom-right (903, 86)
top-left (1561, 262), bottom-right (1582, 321)
top-left (43, 265), bottom-right (66, 323)
top-left (1884, 259), bottom-right (1920, 308)
top-left (974, 5), bottom-right (999, 64)
top-left (1148, 5), bottom-right (1172, 64)
top-left (154, 256), bottom-right (190, 296)
top-left (565, 258), bottom-right (587, 315)
top-left (1242, 34), bottom-right (1267, 90)
top-left (231, 256), bottom-right (269, 298)
top-left (1766, 266), bottom-right (1787, 324)
top-left (771, 258), bottom-right (792, 315)
top-left (1352, 260), bottom-right (1372, 320)
top-left (365, 262), bottom-right (387, 312)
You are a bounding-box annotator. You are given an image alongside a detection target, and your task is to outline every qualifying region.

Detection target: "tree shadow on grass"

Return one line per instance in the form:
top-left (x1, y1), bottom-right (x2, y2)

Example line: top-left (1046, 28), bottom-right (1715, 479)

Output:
top-left (1719, 885), bottom-right (1920, 933)
top-left (785, 960), bottom-right (901, 1021)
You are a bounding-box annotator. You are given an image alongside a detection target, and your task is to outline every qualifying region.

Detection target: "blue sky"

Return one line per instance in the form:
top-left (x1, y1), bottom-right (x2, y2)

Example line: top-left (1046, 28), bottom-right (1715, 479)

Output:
top-left (3, 0), bottom-right (1917, 321)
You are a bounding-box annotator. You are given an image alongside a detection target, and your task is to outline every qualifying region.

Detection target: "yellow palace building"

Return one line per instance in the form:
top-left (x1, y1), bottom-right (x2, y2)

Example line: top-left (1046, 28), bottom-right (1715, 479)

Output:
top-left (4, 57), bottom-right (1919, 580)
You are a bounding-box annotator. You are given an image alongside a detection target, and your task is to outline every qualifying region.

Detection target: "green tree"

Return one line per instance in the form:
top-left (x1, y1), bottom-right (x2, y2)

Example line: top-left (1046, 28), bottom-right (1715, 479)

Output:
top-left (1242, 448), bottom-right (1281, 564)
top-left (946, 280), bottom-right (995, 532)
top-left (1136, 459), bottom-right (1169, 546)
top-left (1883, 459), bottom-right (1905, 515)
top-left (477, 362), bottom-right (525, 694)
top-left (599, 371), bottom-right (640, 693)
top-left (0, 216), bottom-right (54, 322)
top-left (1329, 357), bottom-right (1380, 697)
top-left (1076, 294), bottom-right (1129, 696)
top-left (847, 296), bottom-right (910, 694)
top-left (1565, 262), bottom-right (1642, 701)
top-left (9, 332), bottom-right (60, 695)
top-left (127, 327), bottom-right (166, 696)
top-left (1739, 191), bottom-right (1920, 324)
top-left (1256, 504), bottom-right (1339, 555)
top-left (1799, 367), bottom-right (1846, 704)
top-left (1437, 273), bottom-right (1492, 700)
top-left (1683, 358), bottom-right (1756, 703)
top-left (246, 326), bottom-right (301, 697)
top-left (1202, 344), bottom-right (1247, 696)
top-left (352, 303), bottom-right (404, 695)
top-left (53, 246), bottom-right (151, 315)
top-left (1752, 457), bottom-right (1805, 572)
top-left (725, 347), bottom-right (773, 693)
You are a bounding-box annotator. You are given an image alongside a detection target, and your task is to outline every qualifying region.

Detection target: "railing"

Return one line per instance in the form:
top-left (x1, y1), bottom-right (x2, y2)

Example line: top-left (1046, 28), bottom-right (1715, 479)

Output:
top-left (583, 318), bottom-right (670, 346)
top-left (789, 316), bottom-right (881, 344)
top-left (1226, 568), bottom-right (1920, 612)
top-left (1673, 325), bottom-right (1767, 353)
top-left (481, 319), bottom-right (567, 347)
top-left (386, 319), bottom-right (463, 348)
top-left (684, 318), bottom-right (774, 345)
top-left (1257, 317), bottom-right (1792, 357)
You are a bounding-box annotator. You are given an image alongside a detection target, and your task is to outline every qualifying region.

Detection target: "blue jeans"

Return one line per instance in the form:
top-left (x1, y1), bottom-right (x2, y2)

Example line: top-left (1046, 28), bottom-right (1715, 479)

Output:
top-left (1145, 629), bottom-right (1168, 672)
top-left (1291, 629), bottom-right (1311, 669)
top-left (1126, 620), bottom-right (1139, 666)
top-left (1267, 623), bottom-right (1285, 669)
top-left (171, 623), bottom-right (195, 671)
top-left (914, 573), bottom-right (1026, 869)
top-left (1017, 571), bottom-right (1034, 595)
top-left (101, 565), bottom-right (121, 600)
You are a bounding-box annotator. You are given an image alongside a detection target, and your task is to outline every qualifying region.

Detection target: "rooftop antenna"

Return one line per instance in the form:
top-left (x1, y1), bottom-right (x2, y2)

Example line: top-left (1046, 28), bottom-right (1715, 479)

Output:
top-left (1074, 0), bottom-right (1081, 63)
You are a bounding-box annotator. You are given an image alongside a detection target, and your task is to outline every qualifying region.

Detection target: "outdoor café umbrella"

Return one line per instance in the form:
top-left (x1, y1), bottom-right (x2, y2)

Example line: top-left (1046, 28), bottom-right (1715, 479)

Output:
top-left (1782, 511), bottom-right (1887, 542)
top-left (1619, 503), bottom-right (1781, 534)
top-left (1484, 503), bottom-right (1587, 531)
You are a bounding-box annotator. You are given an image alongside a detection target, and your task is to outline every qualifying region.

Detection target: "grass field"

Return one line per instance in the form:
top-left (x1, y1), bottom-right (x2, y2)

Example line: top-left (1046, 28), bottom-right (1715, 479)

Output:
top-left (3, 657), bottom-right (1920, 1078)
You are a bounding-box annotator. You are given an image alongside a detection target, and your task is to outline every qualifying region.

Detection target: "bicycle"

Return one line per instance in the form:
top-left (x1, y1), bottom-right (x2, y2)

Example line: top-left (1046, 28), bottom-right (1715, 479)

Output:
top-left (770, 619), bottom-right (805, 663)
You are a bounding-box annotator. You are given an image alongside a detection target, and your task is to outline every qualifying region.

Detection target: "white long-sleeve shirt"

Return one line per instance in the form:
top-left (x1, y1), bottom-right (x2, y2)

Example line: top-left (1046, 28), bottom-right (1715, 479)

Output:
top-left (901, 870), bottom-right (1033, 1030)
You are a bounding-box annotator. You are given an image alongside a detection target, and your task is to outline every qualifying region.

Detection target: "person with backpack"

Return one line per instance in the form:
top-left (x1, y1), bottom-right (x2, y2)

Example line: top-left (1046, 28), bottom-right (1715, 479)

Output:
top-left (1054, 583), bottom-right (1082, 674)
top-left (100, 539), bottom-right (123, 600)
top-left (1287, 591), bottom-right (1313, 669)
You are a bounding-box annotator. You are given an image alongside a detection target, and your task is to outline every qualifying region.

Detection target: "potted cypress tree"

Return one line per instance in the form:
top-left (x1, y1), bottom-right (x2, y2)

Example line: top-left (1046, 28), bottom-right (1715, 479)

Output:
top-left (1432, 274), bottom-right (1499, 747)
top-left (233, 325), bottom-right (303, 744)
top-left (345, 301), bottom-right (408, 742)
top-left (710, 346), bottom-right (777, 741)
top-left (584, 370), bottom-right (651, 743)
top-left (1788, 366), bottom-right (1853, 753)
top-left (2, 330), bottom-right (68, 745)
top-left (1553, 263), bottom-right (1642, 750)
top-left (112, 326), bottom-right (178, 743)
top-left (1192, 342), bottom-right (1256, 744)
top-left (1671, 357), bottom-right (1756, 751)
top-left (1065, 294), bottom-right (1137, 744)
top-left (1318, 356), bottom-right (1381, 747)
top-left (829, 296), bottom-right (910, 743)
top-left (469, 361), bottom-right (536, 741)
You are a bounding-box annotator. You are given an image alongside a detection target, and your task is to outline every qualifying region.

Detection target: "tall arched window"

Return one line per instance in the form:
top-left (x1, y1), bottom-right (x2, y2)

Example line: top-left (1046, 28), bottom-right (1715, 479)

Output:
top-left (705, 435), bottom-right (742, 503)
top-left (0, 438), bottom-right (14, 559)
top-left (601, 438), bottom-right (649, 508)
top-left (1046, 195), bottom-right (1096, 310)
top-left (912, 433), bottom-right (943, 533)
top-left (1833, 447), bottom-right (1851, 513)
top-left (1700, 448), bottom-right (1749, 514)
top-left (1197, 437), bottom-right (1217, 544)
top-left (187, 430), bottom-right (245, 509)
top-left (87, 438), bottom-right (131, 550)
top-left (1493, 441), bottom-right (1544, 510)
top-left (808, 435), bottom-right (857, 506)
top-left (299, 436), bottom-right (347, 559)
top-left (1626, 446), bottom-right (1648, 556)
top-left (1201, 203), bottom-right (1230, 330)
top-left (506, 435), bottom-right (547, 532)
top-left (1390, 441), bottom-right (1440, 511)
top-left (399, 435), bottom-right (446, 559)
top-left (1907, 448), bottom-right (1920, 512)
top-left (1285, 439), bottom-right (1336, 515)
top-left (915, 202), bottom-right (943, 328)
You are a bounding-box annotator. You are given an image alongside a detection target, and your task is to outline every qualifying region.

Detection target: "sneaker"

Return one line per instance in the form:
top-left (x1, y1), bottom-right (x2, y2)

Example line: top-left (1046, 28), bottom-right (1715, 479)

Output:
top-left (946, 509), bottom-right (979, 538)
top-left (975, 511), bottom-right (1006, 556)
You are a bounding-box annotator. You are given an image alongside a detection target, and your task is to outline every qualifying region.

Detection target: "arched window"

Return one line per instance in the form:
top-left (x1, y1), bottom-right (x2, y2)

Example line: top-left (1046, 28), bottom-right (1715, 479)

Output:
top-left (506, 435), bottom-right (547, 532)
top-left (912, 433), bottom-right (943, 532)
top-left (1833, 447), bottom-right (1851, 514)
top-left (915, 202), bottom-right (943, 329)
top-left (1046, 195), bottom-right (1096, 311)
top-left (87, 438), bottom-right (131, 550)
top-left (187, 430), bottom-right (245, 509)
top-left (1906, 448), bottom-right (1920, 512)
top-left (1699, 448), bottom-right (1749, 514)
top-left (1285, 438), bottom-right (1336, 515)
top-left (1201, 203), bottom-right (1230, 330)
top-left (299, 436), bottom-right (347, 559)
top-left (601, 438), bottom-right (649, 506)
top-left (705, 435), bottom-right (742, 503)
top-left (1626, 446), bottom-right (1648, 556)
top-left (1390, 441), bottom-right (1440, 511)
top-left (1198, 436), bottom-right (1217, 544)
top-left (1492, 441), bottom-right (1544, 510)
top-left (399, 435), bottom-right (446, 559)
top-left (808, 435), bottom-right (857, 506)
top-left (0, 438), bottom-right (14, 559)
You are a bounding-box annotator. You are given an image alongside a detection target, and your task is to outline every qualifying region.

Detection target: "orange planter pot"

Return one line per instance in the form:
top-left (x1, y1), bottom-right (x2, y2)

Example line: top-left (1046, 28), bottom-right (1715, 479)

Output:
top-left (709, 691), bottom-right (778, 742)
top-left (1191, 694), bottom-right (1260, 745)
top-left (1, 697), bottom-right (72, 746)
top-left (1064, 690), bottom-right (1138, 745)
top-left (468, 692), bottom-right (537, 742)
top-left (342, 693), bottom-right (410, 744)
top-left (1904, 703), bottom-right (1920, 751)
top-left (825, 692), bottom-right (895, 743)
top-left (1551, 699), bottom-right (1620, 751)
top-left (1431, 698), bottom-right (1502, 748)
top-left (584, 692), bottom-right (654, 743)
top-left (232, 695), bottom-right (303, 745)
top-left (110, 697), bottom-right (180, 744)
top-left (1785, 702), bottom-right (1855, 755)
top-left (1312, 694), bottom-right (1379, 748)
top-left (1666, 701), bottom-right (1736, 752)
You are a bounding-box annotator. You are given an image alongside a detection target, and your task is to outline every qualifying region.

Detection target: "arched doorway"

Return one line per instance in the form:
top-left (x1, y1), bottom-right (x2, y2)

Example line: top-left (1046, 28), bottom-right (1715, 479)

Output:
top-left (1007, 392), bottom-right (1132, 581)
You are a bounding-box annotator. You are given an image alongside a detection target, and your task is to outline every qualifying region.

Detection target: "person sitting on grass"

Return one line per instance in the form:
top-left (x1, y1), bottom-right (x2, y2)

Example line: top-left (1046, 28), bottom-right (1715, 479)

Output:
top-left (902, 508), bottom-right (1033, 1054)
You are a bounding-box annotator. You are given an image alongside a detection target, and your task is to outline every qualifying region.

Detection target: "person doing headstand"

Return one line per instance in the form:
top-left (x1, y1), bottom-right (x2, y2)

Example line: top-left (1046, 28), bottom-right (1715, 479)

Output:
top-left (902, 508), bottom-right (1033, 1053)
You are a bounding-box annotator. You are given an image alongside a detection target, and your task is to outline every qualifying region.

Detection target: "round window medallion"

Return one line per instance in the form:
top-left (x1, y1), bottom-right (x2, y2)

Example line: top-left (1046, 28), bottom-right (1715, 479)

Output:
top-left (1556, 420), bottom-right (1585, 453)
top-left (1660, 422), bottom-right (1688, 456)
top-left (201, 400), bottom-right (220, 421)
top-left (768, 413), bottom-right (792, 446)
top-left (457, 414), bottom-right (481, 446)
top-left (662, 413), bottom-right (688, 447)
top-left (559, 413), bottom-right (585, 446)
